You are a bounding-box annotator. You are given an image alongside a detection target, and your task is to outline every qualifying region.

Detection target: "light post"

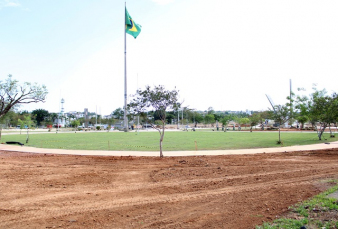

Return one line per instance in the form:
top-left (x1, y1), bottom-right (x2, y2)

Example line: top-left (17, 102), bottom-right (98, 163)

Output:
top-left (146, 111), bottom-right (148, 130)
top-left (177, 109), bottom-right (179, 129)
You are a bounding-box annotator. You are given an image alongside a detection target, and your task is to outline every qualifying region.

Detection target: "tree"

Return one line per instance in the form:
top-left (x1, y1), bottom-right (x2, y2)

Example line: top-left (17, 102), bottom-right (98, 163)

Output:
top-left (207, 107), bottom-right (215, 114)
top-left (233, 116), bottom-right (241, 130)
top-left (311, 92), bottom-right (337, 139)
top-left (112, 108), bottom-right (124, 120)
top-left (71, 120), bottom-right (80, 128)
top-left (193, 112), bottom-right (204, 127)
top-left (220, 115), bottom-right (232, 131)
top-left (213, 113), bottom-right (222, 122)
top-left (48, 112), bottom-right (58, 124)
top-left (248, 113), bottom-right (261, 132)
top-left (100, 117), bottom-right (115, 126)
top-left (257, 111), bottom-right (271, 130)
top-left (165, 112), bottom-right (175, 124)
top-left (238, 117), bottom-right (250, 131)
top-left (271, 105), bottom-right (292, 144)
top-left (0, 75), bottom-right (48, 118)
top-left (31, 109), bottom-right (49, 126)
top-left (296, 87), bottom-right (338, 140)
top-left (128, 85), bottom-right (179, 157)
top-left (204, 114), bottom-right (215, 126)
top-left (0, 110), bottom-right (17, 127)
top-left (296, 115), bottom-right (308, 129)
top-left (17, 114), bottom-right (34, 143)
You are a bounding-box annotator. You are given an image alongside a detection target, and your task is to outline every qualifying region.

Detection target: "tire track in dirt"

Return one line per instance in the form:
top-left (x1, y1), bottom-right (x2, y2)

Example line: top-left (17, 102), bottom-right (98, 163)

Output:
top-left (1, 169), bottom-right (336, 228)
top-left (2, 163), bottom-right (336, 210)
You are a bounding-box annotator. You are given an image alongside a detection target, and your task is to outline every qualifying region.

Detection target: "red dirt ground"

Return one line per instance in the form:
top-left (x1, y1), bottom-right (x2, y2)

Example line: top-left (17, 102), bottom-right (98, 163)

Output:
top-left (1, 149), bottom-right (338, 229)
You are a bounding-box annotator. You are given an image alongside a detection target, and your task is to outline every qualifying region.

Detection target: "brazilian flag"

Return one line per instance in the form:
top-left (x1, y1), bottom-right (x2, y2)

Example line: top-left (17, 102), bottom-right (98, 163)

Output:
top-left (125, 7), bottom-right (141, 39)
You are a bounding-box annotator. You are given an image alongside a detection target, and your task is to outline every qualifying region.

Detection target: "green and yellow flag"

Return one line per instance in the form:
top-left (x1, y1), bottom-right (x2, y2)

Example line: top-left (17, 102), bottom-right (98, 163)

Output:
top-left (125, 7), bottom-right (141, 39)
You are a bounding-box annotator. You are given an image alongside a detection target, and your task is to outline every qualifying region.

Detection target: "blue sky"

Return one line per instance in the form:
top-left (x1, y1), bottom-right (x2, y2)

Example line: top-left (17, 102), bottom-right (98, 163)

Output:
top-left (1, 0), bottom-right (337, 115)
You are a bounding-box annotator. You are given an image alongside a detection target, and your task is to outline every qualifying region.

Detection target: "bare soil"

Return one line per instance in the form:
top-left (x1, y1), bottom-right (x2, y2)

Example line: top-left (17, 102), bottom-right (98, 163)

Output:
top-left (1, 149), bottom-right (338, 229)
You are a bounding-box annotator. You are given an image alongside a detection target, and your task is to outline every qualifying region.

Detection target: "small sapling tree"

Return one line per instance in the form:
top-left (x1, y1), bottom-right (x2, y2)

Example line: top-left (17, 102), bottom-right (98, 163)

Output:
top-left (128, 85), bottom-right (179, 157)
top-left (271, 105), bottom-right (292, 144)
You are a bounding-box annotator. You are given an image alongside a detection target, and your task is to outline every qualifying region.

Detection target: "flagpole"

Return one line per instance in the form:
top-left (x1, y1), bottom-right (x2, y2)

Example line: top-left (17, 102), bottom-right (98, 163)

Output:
top-left (124, 2), bottom-right (128, 132)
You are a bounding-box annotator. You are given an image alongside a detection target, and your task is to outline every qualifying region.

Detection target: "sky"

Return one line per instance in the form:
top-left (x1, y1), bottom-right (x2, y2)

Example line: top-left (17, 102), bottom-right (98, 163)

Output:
top-left (1, 0), bottom-right (337, 115)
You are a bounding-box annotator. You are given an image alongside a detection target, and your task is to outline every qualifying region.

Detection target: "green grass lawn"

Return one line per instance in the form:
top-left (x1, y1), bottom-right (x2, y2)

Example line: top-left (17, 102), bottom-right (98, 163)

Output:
top-left (0, 131), bottom-right (336, 151)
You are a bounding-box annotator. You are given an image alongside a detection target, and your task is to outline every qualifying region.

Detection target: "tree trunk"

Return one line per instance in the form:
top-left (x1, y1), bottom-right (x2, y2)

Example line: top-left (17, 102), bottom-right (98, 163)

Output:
top-left (278, 126), bottom-right (281, 143)
top-left (159, 137), bottom-right (163, 157)
top-left (318, 130), bottom-right (322, 140)
top-left (329, 125), bottom-right (335, 137)
top-left (317, 123), bottom-right (327, 140)
top-left (159, 121), bottom-right (165, 158)
top-left (26, 129), bottom-right (29, 143)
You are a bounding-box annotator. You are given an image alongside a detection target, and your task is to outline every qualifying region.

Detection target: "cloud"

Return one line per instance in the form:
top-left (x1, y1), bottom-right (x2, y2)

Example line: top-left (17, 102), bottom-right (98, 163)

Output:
top-left (0, 0), bottom-right (23, 10)
top-left (152, 0), bottom-right (174, 5)
top-left (4, 0), bottom-right (21, 7)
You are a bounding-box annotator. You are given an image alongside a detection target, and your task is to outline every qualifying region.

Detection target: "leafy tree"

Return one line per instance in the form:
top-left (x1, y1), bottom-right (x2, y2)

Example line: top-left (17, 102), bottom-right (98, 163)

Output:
top-left (311, 92), bottom-right (337, 139)
top-left (71, 120), bottom-right (80, 128)
top-left (165, 112), bottom-right (175, 124)
top-left (220, 115), bottom-right (232, 131)
top-left (112, 108), bottom-right (124, 120)
top-left (77, 117), bottom-right (84, 126)
top-left (296, 87), bottom-right (338, 140)
top-left (128, 85), bottom-right (179, 157)
top-left (193, 112), bottom-right (204, 127)
top-left (0, 75), bottom-right (48, 118)
top-left (182, 107), bottom-right (194, 124)
top-left (17, 119), bottom-right (24, 129)
top-left (296, 115), bottom-right (308, 129)
top-left (204, 114), bottom-right (215, 126)
top-left (248, 113), bottom-right (261, 132)
top-left (207, 107), bottom-right (215, 115)
top-left (24, 115), bottom-right (34, 128)
top-left (238, 117), bottom-right (250, 131)
top-left (233, 116), bottom-right (240, 130)
top-left (17, 114), bottom-right (34, 143)
top-left (89, 117), bottom-right (96, 125)
top-left (271, 105), bottom-right (292, 144)
top-left (213, 113), bottom-right (222, 122)
top-left (31, 109), bottom-right (49, 126)
top-left (0, 110), bottom-right (16, 127)
top-left (48, 112), bottom-right (58, 124)
top-left (100, 117), bottom-right (115, 126)
top-left (17, 114), bottom-right (34, 129)
top-left (257, 111), bottom-right (271, 130)
top-left (68, 114), bottom-right (76, 120)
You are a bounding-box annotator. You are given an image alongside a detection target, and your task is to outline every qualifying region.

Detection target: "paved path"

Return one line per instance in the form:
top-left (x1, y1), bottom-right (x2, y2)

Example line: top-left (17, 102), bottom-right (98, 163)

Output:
top-left (1, 141), bottom-right (338, 157)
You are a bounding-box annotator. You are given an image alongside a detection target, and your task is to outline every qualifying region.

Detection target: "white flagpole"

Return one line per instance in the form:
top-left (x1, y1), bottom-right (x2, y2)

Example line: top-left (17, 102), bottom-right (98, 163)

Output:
top-left (124, 2), bottom-right (128, 131)
top-left (137, 73), bottom-right (139, 134)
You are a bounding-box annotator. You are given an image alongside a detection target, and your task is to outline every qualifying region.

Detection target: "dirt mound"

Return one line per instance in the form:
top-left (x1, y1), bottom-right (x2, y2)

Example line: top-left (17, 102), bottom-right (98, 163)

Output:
top-left (1, 149), bottom-right (338, 228)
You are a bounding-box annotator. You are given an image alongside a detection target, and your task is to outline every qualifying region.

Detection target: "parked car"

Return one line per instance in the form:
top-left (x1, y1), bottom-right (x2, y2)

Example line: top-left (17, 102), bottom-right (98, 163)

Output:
top-left (142, 124), bottom-right (152, 128)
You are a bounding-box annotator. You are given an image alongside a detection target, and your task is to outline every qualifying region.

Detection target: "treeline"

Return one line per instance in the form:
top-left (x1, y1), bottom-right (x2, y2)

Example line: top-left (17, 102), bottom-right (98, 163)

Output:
top-left (0, 109), bottom-right (115, 128)
top-left (1, 87), bottom-right (336, 136)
